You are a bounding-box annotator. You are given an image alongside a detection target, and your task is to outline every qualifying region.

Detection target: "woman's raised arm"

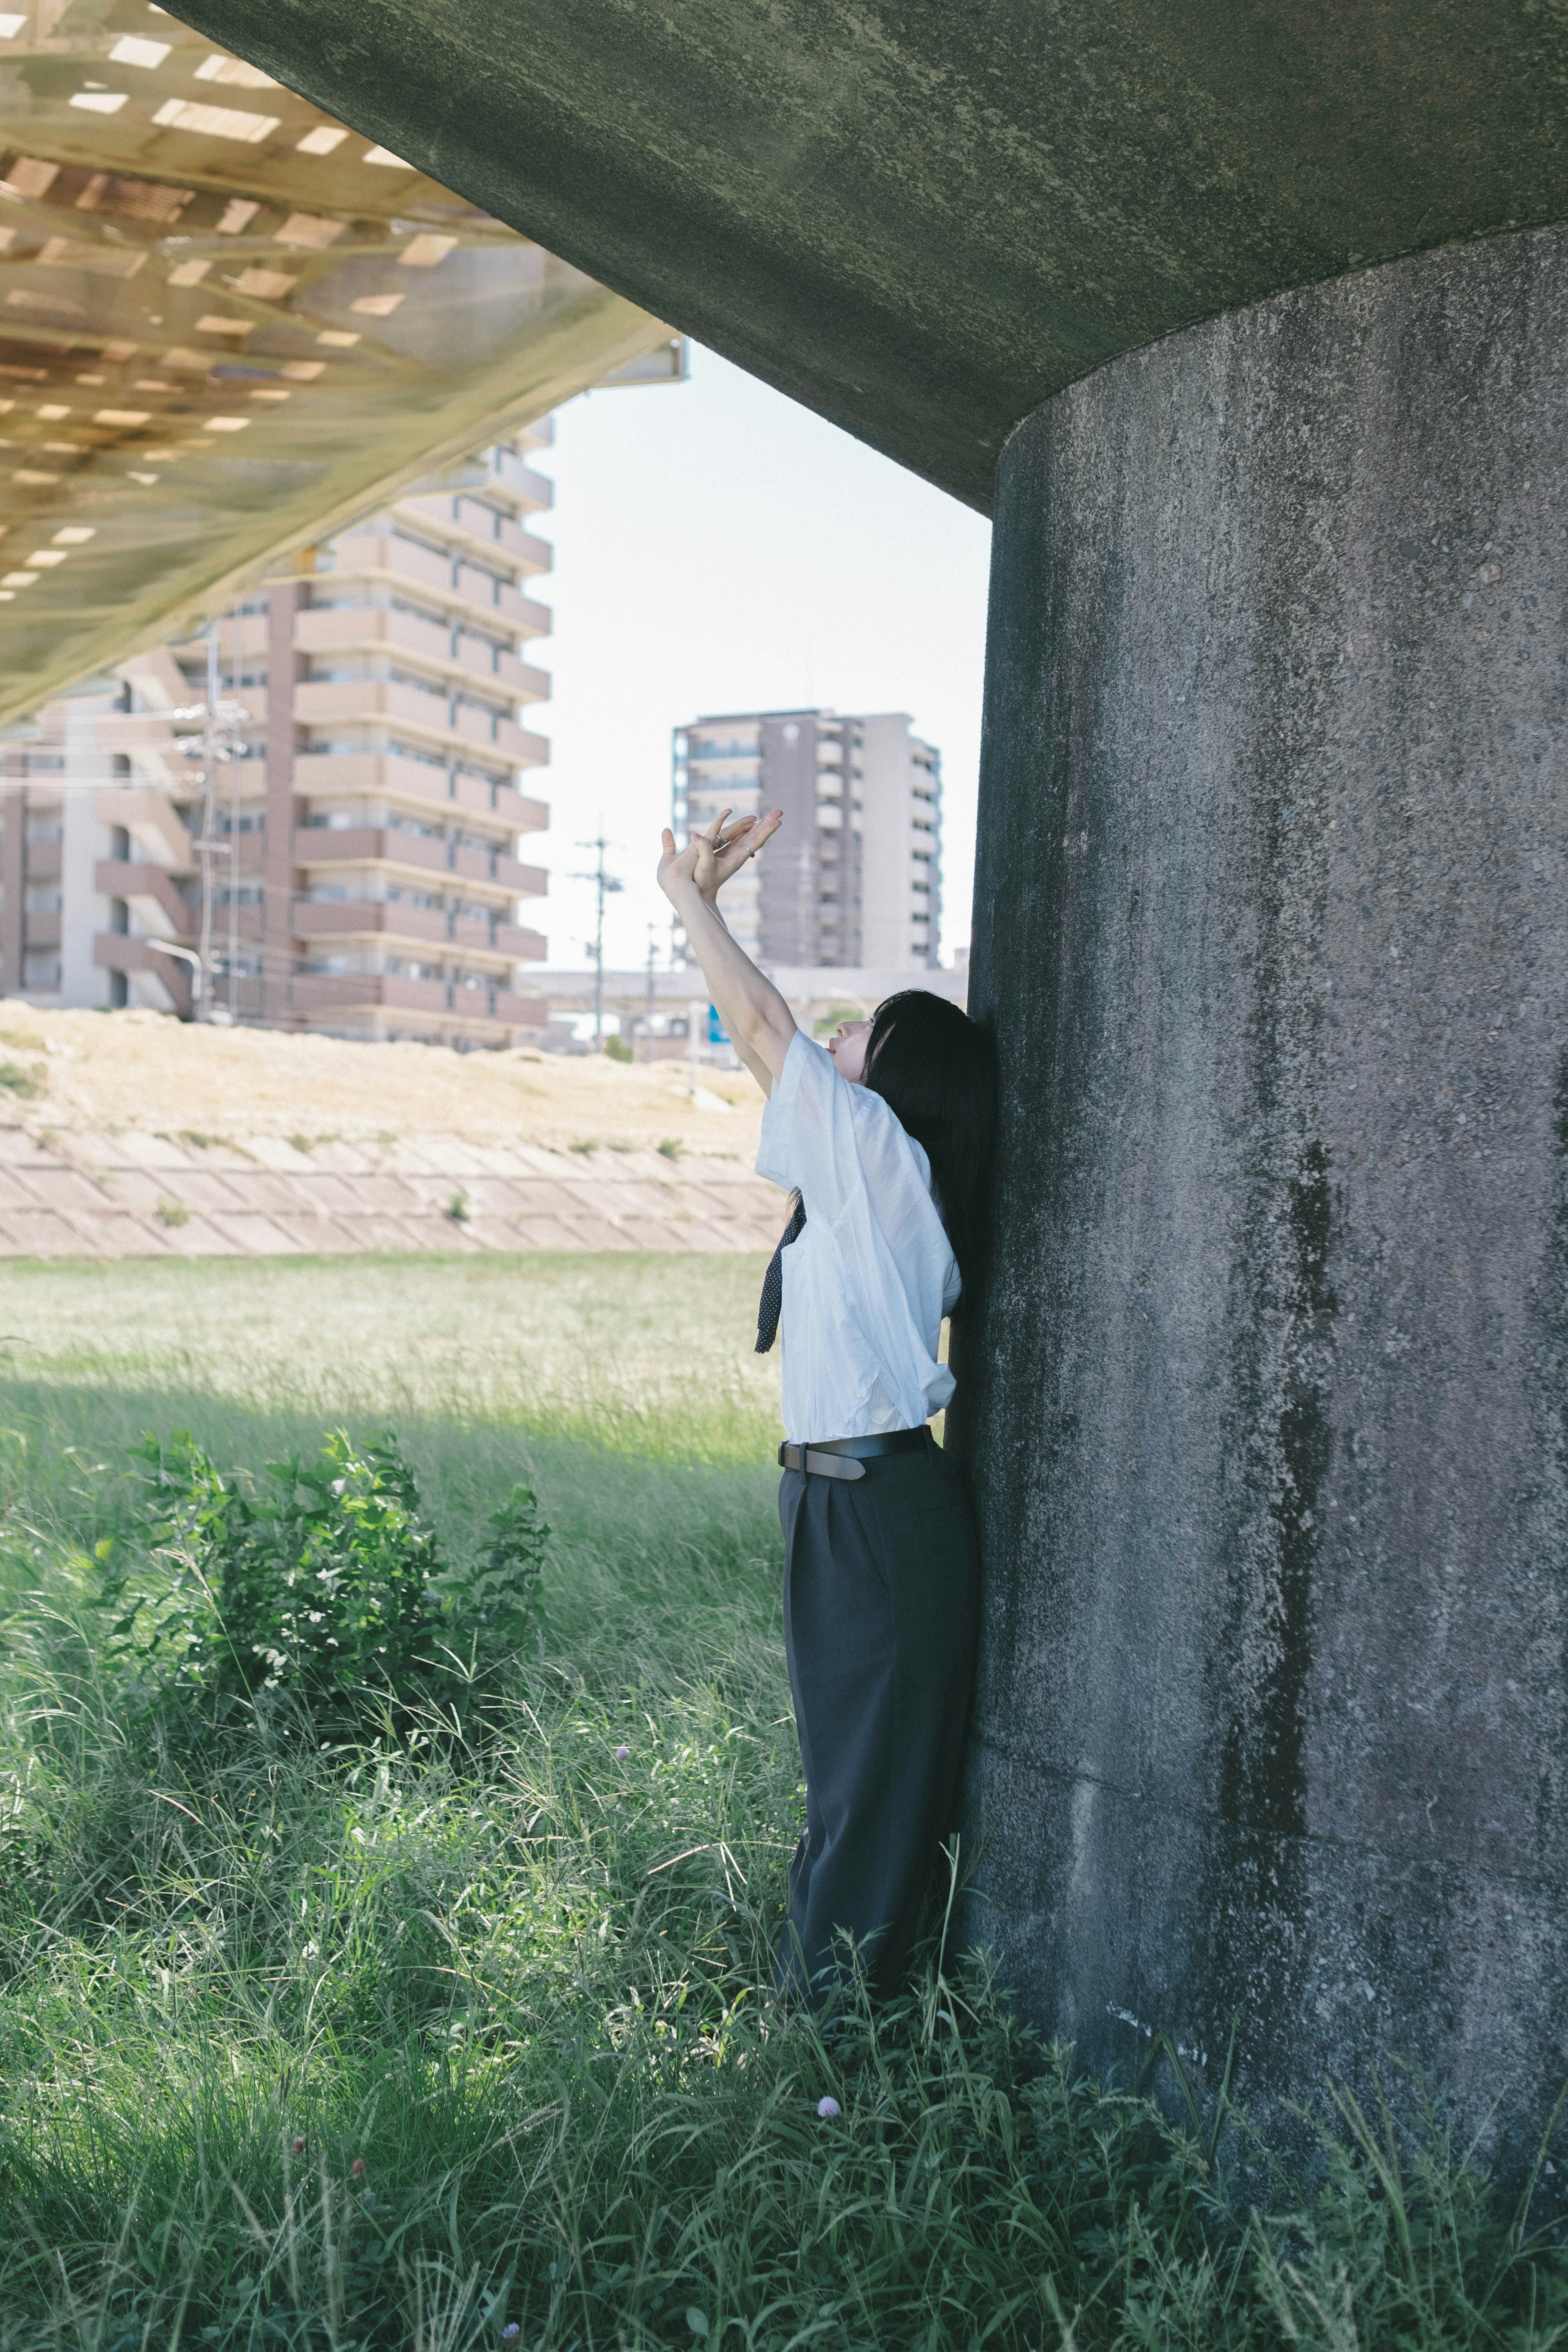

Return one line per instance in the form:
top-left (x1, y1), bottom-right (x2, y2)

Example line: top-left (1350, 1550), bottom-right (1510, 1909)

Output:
top-left (657, 808), bottom-right (797, 1094)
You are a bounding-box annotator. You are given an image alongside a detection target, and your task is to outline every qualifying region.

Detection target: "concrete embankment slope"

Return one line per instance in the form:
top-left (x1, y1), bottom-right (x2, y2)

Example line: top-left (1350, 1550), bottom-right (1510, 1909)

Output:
top-left (0, 1010), bottom-right (780, 1259)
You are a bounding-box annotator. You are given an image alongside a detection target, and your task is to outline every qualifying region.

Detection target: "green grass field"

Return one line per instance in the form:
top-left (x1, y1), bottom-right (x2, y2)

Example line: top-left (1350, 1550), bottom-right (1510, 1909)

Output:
top-left (0, 1254), bottom-right (1563, 2350)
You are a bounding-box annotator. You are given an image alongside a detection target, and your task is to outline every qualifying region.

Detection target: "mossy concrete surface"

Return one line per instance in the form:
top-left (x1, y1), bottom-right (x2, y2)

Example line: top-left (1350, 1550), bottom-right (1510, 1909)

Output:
top-left (162, 0), bottom-right (1568, 510)
top-left (953, 220), bottom-right (1568, 2161)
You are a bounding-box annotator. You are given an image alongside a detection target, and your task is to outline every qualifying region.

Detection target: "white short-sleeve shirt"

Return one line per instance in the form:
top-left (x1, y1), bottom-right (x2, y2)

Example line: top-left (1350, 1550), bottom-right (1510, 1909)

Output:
top-left (755, 1028), bottom-right (961, 1444)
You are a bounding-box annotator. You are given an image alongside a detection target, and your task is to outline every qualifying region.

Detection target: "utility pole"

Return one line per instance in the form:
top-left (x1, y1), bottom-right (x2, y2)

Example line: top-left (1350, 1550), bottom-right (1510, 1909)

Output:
top-left (644, 923), bottom-right (657, 1063)
top-left (569, 829), bottom-right (623, 1050)
top-left (228, 609), bottom-right (242, 1022)
top-left (169, 624), bottom-right (249, 1022)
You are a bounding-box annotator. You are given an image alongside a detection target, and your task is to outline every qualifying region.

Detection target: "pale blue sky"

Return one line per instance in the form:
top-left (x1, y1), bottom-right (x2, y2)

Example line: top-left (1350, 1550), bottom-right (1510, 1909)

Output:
top-left (530, 341), bottom-right (993, 974)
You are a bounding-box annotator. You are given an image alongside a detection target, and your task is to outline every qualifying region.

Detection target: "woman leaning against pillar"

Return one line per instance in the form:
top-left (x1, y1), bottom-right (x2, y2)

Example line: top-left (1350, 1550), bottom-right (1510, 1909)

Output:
top-left (657, 803), bottom-right (996, 2002)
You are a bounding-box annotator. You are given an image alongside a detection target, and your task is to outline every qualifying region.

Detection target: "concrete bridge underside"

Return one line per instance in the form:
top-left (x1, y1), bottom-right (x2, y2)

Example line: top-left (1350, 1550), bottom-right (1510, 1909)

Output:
top-left (169, 0), bottom-right (1568, 2163)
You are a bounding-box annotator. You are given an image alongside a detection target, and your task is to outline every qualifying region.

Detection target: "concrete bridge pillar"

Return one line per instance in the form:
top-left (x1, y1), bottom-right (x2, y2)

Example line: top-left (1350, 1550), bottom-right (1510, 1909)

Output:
top-left (957, 222), bottom-right (1568, 2153)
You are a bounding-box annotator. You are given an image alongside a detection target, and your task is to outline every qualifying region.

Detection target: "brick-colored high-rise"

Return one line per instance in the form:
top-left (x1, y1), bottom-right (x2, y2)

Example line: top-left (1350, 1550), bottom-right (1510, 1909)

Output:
top-left (2, 424), bottom-right (553, 1045)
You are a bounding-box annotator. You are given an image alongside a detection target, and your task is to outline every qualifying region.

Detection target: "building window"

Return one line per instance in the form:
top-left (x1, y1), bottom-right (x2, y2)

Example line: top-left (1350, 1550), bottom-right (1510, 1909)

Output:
top-left (22, 953), bottom-right (61, 989)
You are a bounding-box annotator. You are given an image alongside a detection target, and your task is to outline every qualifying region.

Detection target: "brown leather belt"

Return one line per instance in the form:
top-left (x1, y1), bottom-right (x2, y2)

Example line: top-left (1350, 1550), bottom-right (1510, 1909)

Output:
top-left (777, 1427), bottom-right (932, 1481)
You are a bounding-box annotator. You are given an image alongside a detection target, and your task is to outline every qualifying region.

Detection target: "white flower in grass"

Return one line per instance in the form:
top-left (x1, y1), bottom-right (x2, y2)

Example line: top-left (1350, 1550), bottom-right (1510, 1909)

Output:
top-left (816, 2094), bottom-right (841, 2119)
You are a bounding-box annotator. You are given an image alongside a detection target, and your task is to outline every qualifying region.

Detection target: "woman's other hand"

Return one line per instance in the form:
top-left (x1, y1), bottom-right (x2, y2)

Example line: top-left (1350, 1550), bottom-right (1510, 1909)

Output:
top-left (659, 807), bottom-right (783, 907)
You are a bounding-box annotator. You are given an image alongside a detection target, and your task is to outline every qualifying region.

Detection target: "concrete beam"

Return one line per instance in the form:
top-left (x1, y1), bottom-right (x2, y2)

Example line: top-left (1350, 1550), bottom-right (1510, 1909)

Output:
top-left (160, 0), bottom-right (1568, 509)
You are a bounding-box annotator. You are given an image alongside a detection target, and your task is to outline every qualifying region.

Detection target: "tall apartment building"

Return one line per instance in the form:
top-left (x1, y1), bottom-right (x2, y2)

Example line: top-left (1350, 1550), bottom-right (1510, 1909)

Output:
top-left (1, 425), bottom-right (553, 1045)
top-left (671, 708), bottom-right (942, 968)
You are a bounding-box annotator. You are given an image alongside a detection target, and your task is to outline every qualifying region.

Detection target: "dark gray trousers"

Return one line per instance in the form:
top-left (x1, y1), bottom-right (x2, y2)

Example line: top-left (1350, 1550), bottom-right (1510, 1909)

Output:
top-left (776, 1434), bottom-right (980, 2002)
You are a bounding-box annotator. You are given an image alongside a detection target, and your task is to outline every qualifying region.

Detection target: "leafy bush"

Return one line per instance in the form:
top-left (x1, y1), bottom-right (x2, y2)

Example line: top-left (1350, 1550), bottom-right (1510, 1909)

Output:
top-left (603, 1033), bottom-right (634, 1063)
top-left (94, 1427), bottom-right (545, 1728)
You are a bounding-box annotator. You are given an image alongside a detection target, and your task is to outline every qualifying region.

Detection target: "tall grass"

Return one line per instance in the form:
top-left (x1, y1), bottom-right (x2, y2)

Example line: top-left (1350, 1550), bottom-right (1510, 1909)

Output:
top-left (0, 1255), bottom-right (1564, 2348)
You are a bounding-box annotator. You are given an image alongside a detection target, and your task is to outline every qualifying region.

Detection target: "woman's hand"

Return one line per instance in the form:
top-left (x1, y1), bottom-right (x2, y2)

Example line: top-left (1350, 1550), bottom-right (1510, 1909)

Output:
top-left (658, 806), bottom-right (782, 907)
top-left (653, 807), bottom-right (798, 1094)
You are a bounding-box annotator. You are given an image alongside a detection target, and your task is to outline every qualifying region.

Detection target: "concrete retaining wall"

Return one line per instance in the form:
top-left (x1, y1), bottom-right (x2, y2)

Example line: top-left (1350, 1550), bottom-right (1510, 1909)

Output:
top-left (0, 1123), bottom-right (784, 1258)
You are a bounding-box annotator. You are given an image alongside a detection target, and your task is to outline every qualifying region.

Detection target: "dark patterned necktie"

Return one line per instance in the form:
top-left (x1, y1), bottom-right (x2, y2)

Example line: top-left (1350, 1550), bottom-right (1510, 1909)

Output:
top-left (755, 1194), bottom-right (806, 1354)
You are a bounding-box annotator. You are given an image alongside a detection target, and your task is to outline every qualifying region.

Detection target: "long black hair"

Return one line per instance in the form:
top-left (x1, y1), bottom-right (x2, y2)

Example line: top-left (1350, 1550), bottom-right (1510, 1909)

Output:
top-left (864, 989), bottom-right (997, 1303)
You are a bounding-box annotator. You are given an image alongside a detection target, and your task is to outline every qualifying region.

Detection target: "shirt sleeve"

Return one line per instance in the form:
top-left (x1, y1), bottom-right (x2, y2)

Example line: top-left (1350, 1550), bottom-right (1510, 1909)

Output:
top-left (756, 1029), bottom-right (861, 1218)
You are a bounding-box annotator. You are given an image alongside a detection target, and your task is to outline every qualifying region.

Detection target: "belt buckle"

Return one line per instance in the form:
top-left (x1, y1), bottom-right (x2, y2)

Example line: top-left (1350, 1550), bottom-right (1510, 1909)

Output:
top-left (779, 1439), bottom-right (865, 1481)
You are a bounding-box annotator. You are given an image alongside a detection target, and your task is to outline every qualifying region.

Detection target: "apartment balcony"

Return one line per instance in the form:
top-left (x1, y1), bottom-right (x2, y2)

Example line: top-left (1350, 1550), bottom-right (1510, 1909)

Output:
top-left (393, 494), bottom-right (552, 576)
top-left (329, 531), bottom-right (450, 599)
top-left (459, 704), bottom-right (548, 766)
top-left (94, 786), bottom-right (195, 872)
top-left (493, 920), bottom-right (547, 959)
top-left (502, 588), bottom-right (550, 641)
top-left (487, 986), bottom-right (547, 1026)
top-left (292, 752), bottom-right (547, 831)
top-left (94, 931), bottom-right (194, 1018)
top-left (292, 825), bottom-right (547, 899)
top-left (93, 710), bottom-right (178, 756)
top-left (292, 972), bottom-right (443, 1018)
top-left (296, 899), bottom-right (444, 947)
top-left (311, 539), bottom-right (551, 640)
top-left (24, 841), bottom-right (62, 884)
top-left (468, 649), bottom-right (548, 705)
top-left (295, 604), bottom-right (439, 663)
top-left (452, 842), bottom-right (546, 894)
top-left (290, 971), bottom-right (546, 1029)
top-left (487, 457), bottom-right (553, 514)
top-left (170, 614), bottom-right (270, 666)
top-left (293, 899), bottom-right (543, 962)
top-left (506, 523), bottom-right (551, 573)
top-left (94, 858), bottom-right (197, 938)
top-left (92, 695), bottom-right (271, 759)
top-left (24, 911), bottom-right (62, 952)
top-left (292, 606), bottom-right (549, 703)
top-left (485, 448), bottom-right (553, 511)
top-left (440, 766), bottom-right (549, 828)
top-left (294, 677), bottom-right (525, 751)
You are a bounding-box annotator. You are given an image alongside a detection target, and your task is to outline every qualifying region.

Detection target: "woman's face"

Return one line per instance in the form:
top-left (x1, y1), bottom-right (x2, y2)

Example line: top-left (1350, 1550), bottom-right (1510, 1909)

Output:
top-left (827, 1018), bottom-right (873, 1085)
